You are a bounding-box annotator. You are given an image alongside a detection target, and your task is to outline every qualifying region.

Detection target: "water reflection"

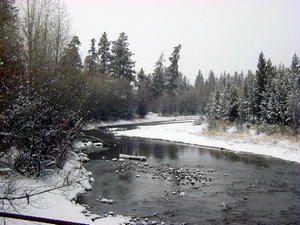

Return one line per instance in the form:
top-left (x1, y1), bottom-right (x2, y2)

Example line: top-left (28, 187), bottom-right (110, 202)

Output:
top-left (78, 137), bottom-right (298, 225)
top-left (207, 150), bottom-right (269, 168)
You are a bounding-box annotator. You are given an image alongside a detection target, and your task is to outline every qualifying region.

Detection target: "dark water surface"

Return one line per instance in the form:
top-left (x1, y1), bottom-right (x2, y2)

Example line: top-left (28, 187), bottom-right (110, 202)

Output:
top-left (78, 137), bottom-right (299, 225)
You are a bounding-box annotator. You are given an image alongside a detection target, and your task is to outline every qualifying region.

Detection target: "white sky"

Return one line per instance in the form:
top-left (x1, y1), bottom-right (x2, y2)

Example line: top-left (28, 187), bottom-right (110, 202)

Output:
top-left (64, 0), bottom-right (300, 82)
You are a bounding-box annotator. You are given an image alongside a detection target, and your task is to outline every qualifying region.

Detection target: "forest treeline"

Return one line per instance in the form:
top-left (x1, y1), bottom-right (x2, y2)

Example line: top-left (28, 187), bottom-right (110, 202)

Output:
top-left (0, 0), bottom-right (299, 176)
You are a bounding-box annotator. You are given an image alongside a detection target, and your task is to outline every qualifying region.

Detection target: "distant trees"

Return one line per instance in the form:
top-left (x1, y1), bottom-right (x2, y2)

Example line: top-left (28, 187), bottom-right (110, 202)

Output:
top-left (206, 52), bottom-right (299, 133)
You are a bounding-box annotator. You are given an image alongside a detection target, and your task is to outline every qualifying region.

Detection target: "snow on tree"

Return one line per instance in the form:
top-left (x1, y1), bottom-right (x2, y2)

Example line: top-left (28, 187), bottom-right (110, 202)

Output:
top-left (165, 44), bottom-right (181, 95)
top-left (110, 32), bottom-right (135, 81)
top-left (59, 36), bottom-right (82, 73)
top-left (290, 53), bottom-right (300, 75)
top-left (84, 38), bottom-right (99, 76)
top-left (98, 32), bottom-right (111, 75)
top-left (239, 70), bottom-right (257, 123)
top-left (151, 53), bottom-right (165, 99)
top-left (255, 52), bottom-right (268, 121)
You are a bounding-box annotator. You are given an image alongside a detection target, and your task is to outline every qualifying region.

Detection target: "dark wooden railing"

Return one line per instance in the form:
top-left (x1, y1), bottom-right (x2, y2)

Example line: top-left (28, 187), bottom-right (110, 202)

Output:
top-left (0, 212), bottom-right (89, 225)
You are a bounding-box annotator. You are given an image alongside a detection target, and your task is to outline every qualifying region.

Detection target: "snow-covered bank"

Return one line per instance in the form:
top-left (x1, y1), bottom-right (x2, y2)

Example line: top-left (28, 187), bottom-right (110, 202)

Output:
top-left (84, 112), bottom-right (199, 129)
top-left (113, 122), bottom-right (299, 163)
top-left (0, 153), bottom-right (130, 225)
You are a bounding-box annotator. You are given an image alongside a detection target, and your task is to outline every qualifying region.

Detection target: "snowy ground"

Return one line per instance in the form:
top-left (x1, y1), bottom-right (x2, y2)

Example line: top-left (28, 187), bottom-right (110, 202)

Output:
top-left (112, 118), bottom-right (299, 163)
top-left (0, 153), bottom-right (130, 225)
top-left (84, 112), bottom-right (198, 129)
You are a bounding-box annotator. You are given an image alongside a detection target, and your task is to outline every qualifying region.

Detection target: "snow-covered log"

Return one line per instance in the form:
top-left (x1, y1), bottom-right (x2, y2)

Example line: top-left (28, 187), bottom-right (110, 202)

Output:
top-left (119, 154), bottom-right (147, 161)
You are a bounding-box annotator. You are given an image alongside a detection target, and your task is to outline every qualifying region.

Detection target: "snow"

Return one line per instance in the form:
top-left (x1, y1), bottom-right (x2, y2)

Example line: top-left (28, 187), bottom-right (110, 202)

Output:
top-left (113, 121), bottom-right (299, 163)
top-left (0, 152), bottom-right (130, 225)
top-left (84, 112), bottom-right (198, 129)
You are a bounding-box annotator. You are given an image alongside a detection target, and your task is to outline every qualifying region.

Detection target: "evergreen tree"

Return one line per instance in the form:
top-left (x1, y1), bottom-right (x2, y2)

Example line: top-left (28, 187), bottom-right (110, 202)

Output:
top-left (151, 53), bottom-right (165, 99)
top-left (59, 36), bottom-right (82, 72)
top-left (240, 70), bottom-right (257, 123)
top-left (110, 32), bottom-right (135, 81)
top-left (194, 70), bottom-right (206, 113)
top-left (265, 59), bottom-right (276, 86)
top-left (136, 68), bottom-right (151, 117)
top-left (137, 68), bottom-right (147, 83)
top-left (261, 66), bottom-right (289, 125)
top-left (98, 32), bottom-right (111, 74)
top-left (207, 70), bottom-right (216, 93)
top-left (255, 52), bottom-right (268, 121)
top-left (194, 70), bottom-right (204, 89)
top-left (0, 0), bottom-right (24, 111)
top-left (165, 44), bottom-right (181, 95)
top-left (227, 86), bottom-right (239, 122)
top-left (291, 53), bottom-right (300, 75)
top-left (84, 38), bottom-right (98, 76)
top-left (56, 36), bottom-right (84, 110)
top-left (207, 89), bottom-right (222, 120)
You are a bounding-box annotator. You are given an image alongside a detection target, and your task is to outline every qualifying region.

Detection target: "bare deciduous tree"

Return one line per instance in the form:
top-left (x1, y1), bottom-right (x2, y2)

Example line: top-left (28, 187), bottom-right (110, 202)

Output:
top-left (18, 0), bottom-right (70, 78)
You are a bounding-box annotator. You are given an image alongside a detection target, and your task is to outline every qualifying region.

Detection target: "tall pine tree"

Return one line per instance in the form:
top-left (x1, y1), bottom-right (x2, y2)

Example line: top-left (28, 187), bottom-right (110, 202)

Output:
top-left (255, 52), bottom-right (268, 121)
top-left (110, 32), bottom-right (135, 81)
top-left (165, 44), bottom-right (181, 95)
top-left (84, 38), bottom-right (98, 76)
top-left (98, 32), bottom-right (111, 75)
top-left (59, 36), bottom-right (82, 73)
top-left (0, 0), bottom-right (24, 111)
top-left (151, 53), bottom-right (165, 99)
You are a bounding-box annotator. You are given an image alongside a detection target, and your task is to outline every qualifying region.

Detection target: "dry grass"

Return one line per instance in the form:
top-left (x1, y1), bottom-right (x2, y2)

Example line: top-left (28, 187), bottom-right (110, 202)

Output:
top-left (203, 123), bottom-right (299, 144)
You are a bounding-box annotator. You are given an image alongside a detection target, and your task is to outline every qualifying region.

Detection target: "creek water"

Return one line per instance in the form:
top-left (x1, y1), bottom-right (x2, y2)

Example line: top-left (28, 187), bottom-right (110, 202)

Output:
top-left (78, 136), bottom-right (299, 225)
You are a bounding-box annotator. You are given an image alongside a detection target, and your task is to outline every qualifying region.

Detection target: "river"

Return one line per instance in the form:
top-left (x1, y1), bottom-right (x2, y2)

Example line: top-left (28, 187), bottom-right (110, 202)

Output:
top-left (78, 136), bottom-right (299, 225)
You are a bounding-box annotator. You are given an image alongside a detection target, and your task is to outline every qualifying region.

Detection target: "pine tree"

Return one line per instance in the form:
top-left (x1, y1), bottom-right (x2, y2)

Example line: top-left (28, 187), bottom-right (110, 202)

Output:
top-left (137, 68), bottom-right (147, 83)
top-left (98, 32), bottom-right (111, 74)
top-left (110, 32), bottom-right (135, 81)
top-left (194, 70), bottom-right (204, 89)
top-left (0, 0), bottom-right (24, 111)
top-left (289, 54), bottom-right (300, 129)
top-left (291, 54), bottom-right (300, 75)
top-left (207, 70), bottom-right (216, 94)
top-left (165, 44), bottom-right (181, 95)
top-left (151, 53), bottom-right (165, 99)
top-left (262, 66), bottom-right (289, 125)
top-left (240, 70), bottom-right (257, 123)
top-left (84, 38), bottom-right (98, 76)
top-left (59, 36), bottom-right (82, 72)
top-left (207, 88), bottom-right (222, 120)
top-left (255, 52), bottom-right (268, 121)
top-left (136, 68), bottom-right (151, 117)
top-left (227, 86), bottom-right (239, 122)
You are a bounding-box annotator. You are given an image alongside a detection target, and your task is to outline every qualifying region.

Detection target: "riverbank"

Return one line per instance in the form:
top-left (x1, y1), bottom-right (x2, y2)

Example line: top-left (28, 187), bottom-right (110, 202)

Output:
top-left (0, 152), bottom-right (130, 225)
top-left (85, 112), bottom-right (199, 129)
top-left (111, 116), bottom-right (299, 163)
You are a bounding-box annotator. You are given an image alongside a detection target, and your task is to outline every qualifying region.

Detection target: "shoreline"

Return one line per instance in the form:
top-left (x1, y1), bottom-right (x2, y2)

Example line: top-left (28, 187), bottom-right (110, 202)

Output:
top-left (0, 152), bottom-right (130, 225)
top-left (115, 135), bottom-right (299, 164)
top-left (112, 119), bottom-right (299, 163)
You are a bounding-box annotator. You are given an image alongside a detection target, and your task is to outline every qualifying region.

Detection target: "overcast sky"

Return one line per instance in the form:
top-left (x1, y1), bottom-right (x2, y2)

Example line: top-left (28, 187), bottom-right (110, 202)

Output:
top-left (64, 0), bottom-right (300, 82)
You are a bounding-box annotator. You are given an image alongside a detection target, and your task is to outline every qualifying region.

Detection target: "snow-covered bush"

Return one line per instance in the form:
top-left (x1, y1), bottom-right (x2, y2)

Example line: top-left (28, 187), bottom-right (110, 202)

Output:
top-left (1, 82), bottom-right (83, 177)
